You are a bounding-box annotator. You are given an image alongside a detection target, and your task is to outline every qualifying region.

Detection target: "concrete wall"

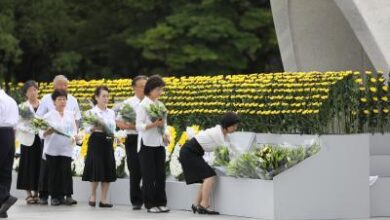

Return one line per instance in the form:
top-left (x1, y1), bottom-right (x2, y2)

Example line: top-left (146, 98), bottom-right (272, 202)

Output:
top-left (270, 0), bottom-right (390, 73)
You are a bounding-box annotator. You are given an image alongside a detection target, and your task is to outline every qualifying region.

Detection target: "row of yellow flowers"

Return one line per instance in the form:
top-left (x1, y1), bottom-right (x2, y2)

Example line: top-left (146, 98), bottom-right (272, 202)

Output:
top-left (6, 70), bottom-right (389, 134)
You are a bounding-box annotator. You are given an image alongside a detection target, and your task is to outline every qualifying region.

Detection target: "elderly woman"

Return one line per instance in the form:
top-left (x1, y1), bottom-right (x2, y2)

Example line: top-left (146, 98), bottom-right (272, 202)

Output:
top-left (179, 112), bottom-right (239, 215)
top-left (16, 81), bottom-right (41, 204)
top-left (41, 89), bottom-right (78, 206)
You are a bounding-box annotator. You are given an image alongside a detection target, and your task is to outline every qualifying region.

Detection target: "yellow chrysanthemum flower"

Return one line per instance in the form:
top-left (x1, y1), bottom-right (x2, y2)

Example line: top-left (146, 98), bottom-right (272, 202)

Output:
top-left (167, 126), bottom-right (176, 154)
top-left (80, 133), bottom-right (91, 157)
top-left (354, 78), bottom-right (363, 84)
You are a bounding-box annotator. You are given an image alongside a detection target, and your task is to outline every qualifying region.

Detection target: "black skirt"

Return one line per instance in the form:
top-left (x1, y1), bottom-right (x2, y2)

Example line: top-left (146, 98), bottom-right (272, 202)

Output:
top-left (17, 135), bottom-right (42, 191)
top-left (46, 155), bottom-right (73, 198)
top-left (82, 132), bottom-right (117, 182)
top-left (179, 138), bottom-right (216, 185)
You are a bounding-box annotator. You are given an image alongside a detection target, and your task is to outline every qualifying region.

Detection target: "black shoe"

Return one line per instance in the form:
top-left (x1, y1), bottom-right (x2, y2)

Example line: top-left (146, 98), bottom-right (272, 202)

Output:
top-left (88, 201), bottom-right (96, 207)
top-left (197, 205), bottom-right (219, 215)
top-left (191, 204), bottom-right (198, 214)
top-left (0, 196), bottom-right (17, 214)
top-left (132, 205), bottom-right (142, 210)
top-left (51, 198), bottom-right (61, 206)
top-left (38, 198), bottom-right (48, 205)
top-left (65, 197), bottom-right (77, 205)
top-left (99, 202), bottom-right (113, 208)
top-left (0, 212), bottom-right (7, 218)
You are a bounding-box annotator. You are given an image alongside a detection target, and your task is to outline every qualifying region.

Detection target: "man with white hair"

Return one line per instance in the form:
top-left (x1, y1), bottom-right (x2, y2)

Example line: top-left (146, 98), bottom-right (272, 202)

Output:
top-left (36, 75), bottom-right (81, 205)
top-left (0, 86), bottom-right (19, 218)
top-left (36, 75), bottom-right (82, 120)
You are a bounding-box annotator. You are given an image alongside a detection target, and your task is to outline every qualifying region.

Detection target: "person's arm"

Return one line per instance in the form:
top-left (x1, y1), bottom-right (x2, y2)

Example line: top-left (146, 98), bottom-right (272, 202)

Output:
top-left (116, 120), bottom-right (136, 130)
top-left (43, 128), bottom-right (54, 138)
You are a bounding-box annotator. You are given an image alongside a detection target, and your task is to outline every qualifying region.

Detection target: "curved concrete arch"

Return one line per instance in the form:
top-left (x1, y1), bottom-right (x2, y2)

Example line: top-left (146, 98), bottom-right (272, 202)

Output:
top-left (270, 0), bottom-right (388, 73)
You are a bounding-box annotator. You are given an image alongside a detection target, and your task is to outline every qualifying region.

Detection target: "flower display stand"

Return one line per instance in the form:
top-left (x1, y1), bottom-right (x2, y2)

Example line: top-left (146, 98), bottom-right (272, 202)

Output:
top-left (213, 134), bottom-right (370, 219)
top-left (369, 134), bottom-right (390, 217)
top-left (10, 134), bottom-right (370, 220)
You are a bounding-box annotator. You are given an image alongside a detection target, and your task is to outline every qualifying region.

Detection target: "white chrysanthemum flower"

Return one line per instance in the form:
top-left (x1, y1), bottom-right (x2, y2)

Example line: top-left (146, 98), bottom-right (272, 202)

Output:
top-left (169, 147), bottom-right (183, 179)
top-left (115, 130), bottom-right (128, 139)
top-left (74, 158), bottom-right (85, 176)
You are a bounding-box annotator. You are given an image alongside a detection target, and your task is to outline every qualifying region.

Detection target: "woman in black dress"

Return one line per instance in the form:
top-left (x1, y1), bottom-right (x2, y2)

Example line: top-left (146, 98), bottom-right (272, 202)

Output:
top-left (179, 112), bottom-right (239, 215)
top-left (82, 86), bottom-right (117, 208)
top-left (16, 80), bottom-right (41, 204)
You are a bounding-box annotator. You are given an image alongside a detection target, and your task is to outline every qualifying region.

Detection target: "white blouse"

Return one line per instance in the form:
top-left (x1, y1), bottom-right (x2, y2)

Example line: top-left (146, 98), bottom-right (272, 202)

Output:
top-left (119, 96), bottom-right (141, 135)
top-left (195, 125), bottom-right (232, 152)
top-left (36, 94), bottom-right (82, 120)
top-left (85, 106), bottom-right (116, 134)
top-left (41, 110), bottom-right (77, 158)
top-left (0, 90), bottom-right (19, 128)
top-left (136, 96), bottom-right (168, 151)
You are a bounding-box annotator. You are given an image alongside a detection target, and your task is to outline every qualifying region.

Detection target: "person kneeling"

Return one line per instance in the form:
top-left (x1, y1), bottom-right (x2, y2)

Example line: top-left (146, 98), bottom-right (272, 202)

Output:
top-left (179, 112), bottom-right (239, 215)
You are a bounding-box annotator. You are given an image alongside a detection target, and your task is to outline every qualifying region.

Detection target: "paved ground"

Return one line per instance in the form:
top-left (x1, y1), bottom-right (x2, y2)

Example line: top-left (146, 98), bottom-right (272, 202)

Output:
top-left (5, 201), bottom-right (390, 220)
top-left (5, 201), bottom-right (256, 220)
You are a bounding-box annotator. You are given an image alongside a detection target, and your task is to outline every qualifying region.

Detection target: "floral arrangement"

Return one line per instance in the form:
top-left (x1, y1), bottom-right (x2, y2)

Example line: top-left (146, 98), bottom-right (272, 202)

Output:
top-left (32, 117), bottom-right (73, 138)
top-left (146, 102), bottom-right (168, 135)
top-left (213, 146), bottom-right (230, 167)
top-left (18, 103), bottom-right (35, 120)
top-left (82, 111), bottom-right (115, 135)
top-left (226, 143), bottom-right (321, 180)
top-left (115, 103), bottom-right (136, 123)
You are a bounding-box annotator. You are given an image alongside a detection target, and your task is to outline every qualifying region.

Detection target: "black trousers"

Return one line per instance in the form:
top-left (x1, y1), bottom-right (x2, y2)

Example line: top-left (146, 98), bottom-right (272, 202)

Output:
top-left (0, 128), bottom-right (15, 204)
top-left (138, 143), bottom-right (167, 209)
top-left (125, 134), bottom-right (143, 206)
top-left (38, 140), bottom-right (49, 199)
top-left (46, 155), bottom-right (73, 199)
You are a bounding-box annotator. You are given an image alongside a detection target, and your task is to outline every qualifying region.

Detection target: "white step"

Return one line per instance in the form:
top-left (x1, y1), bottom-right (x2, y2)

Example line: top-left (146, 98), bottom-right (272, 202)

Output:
top-left (370, 155), bottom-right (390, 176)
top-left (371, 177), bottom-right (390, 216)
top-left (369, 134), bottom-right (390, 155)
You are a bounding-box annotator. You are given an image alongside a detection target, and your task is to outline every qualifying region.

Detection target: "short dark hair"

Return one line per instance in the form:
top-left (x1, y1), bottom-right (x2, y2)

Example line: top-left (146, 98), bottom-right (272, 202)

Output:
top-left (22, 80), bottom-right (38, 96)
top-left (92, 86), bottom-right (109, 105)
top-left (220, 112), bottom-right (240, 129)
top-left (144, 75), bottom-right (165, 96)
top-left (51, 89), bottom-right (68, 101)
top-left (132, 75), bottom-right (148, 87)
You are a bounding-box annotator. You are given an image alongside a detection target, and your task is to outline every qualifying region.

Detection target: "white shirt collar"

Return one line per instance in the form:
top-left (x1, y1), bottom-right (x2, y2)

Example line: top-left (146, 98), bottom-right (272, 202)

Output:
top-left (144, 96), bottom-right (157, 104)
top-left (133, 95), bottom-right (142, 103)
top-left (93, 105), bottom-right (109, 114)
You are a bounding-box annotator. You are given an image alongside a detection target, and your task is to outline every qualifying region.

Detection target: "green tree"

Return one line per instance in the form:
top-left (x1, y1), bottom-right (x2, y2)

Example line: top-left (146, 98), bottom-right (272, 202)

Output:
top-left (0, 0), bottom-right (22, 90)
top-left (4, 0), bottom-right (281, 82)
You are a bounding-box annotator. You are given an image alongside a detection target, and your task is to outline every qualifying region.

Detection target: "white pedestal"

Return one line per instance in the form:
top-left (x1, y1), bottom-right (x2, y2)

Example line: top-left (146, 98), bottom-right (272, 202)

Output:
top-left (212, 134), bottom-right (370, 219)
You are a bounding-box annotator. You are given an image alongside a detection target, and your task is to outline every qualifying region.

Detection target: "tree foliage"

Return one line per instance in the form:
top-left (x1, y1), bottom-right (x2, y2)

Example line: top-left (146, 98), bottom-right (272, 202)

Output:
top-left (0, 0), bottom-right (281, 84)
